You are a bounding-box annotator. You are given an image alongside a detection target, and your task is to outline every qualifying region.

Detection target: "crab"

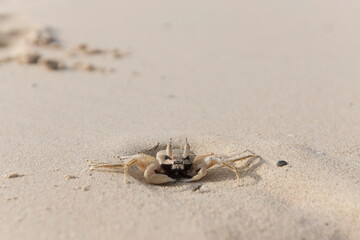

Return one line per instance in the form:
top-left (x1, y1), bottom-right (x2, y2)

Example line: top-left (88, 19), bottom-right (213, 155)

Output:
top-left (90, 139), bottom-right (259, 185)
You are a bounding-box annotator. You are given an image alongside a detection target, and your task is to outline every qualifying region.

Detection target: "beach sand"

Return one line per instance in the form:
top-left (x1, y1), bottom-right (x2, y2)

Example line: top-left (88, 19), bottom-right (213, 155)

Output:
top-left (1, 1), bottom-right (360, 239)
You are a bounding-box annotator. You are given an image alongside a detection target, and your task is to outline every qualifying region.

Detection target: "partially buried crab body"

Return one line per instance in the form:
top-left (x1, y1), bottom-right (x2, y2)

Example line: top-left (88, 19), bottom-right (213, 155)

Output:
top-left (90, 139), bottom-right (259, 185)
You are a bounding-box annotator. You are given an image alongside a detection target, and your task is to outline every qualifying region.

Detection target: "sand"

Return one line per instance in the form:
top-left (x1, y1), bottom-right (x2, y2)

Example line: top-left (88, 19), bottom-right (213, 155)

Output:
top-left (1, 1), bottom-right (360, 240)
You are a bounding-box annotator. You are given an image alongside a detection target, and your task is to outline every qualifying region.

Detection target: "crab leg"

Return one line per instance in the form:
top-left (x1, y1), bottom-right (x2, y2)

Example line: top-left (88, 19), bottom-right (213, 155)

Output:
top-left (124, 158), bottom-right (138, 183)
top-left (194, 153), bottom-right (214, 160)
top-left (227, 154), bottom-right (259, 163)
top-left (208, 154), bottom-right (259, 182)
top-left (183, 151), bottom-right (259, 183)
top-left (221, 162), bottom-right (240, 180)
top-left (90, 162), bottom-right (125, 169)
top-left (90, 154), bottom-right (158, 183)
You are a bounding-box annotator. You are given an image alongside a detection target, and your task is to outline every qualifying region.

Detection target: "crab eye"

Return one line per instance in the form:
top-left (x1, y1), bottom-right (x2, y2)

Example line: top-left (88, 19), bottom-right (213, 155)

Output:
top-left (165, 156), bottom-right (171, 160)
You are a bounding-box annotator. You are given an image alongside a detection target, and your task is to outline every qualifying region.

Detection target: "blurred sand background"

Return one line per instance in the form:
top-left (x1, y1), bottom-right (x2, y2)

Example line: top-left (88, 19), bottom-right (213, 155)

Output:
top-left (1, 1), bottom-right (360, 239)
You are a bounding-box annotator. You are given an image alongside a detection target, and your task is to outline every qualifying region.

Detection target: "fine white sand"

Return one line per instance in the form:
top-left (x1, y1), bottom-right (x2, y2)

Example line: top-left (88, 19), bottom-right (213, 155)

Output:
top-left (1, 1), bottom-right (360, 240)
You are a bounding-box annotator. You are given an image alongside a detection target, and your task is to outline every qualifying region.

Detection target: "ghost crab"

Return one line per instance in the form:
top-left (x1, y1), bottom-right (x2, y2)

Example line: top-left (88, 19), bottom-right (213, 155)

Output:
top-left (90, 139), bottom-right (259, 185)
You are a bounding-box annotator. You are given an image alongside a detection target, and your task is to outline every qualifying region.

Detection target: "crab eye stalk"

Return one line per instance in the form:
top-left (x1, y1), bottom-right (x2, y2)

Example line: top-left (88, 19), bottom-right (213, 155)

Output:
top-left (166, 138), bottom-right (173, 157)
top-left (183, 138), bottom-right (190, 158)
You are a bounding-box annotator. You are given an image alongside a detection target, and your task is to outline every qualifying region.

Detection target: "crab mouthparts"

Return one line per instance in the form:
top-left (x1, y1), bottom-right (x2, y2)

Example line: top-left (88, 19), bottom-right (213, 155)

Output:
top-left (172, 164), bottom-right (184, 170)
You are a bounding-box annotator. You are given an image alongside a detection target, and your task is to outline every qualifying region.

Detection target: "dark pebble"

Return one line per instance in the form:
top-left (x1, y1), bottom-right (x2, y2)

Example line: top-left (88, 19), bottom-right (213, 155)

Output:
top-left (277, 160), bottom-right (288, 167)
